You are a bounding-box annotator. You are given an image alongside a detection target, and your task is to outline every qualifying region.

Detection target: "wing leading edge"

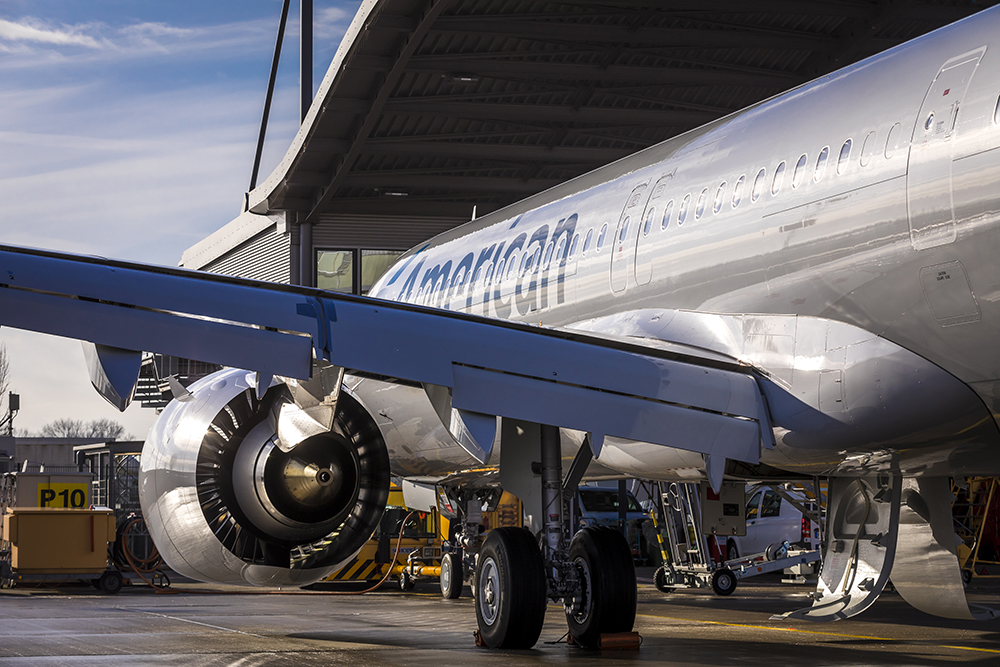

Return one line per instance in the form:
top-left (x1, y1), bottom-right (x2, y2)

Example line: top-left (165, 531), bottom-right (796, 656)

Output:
top-left (0, 244), bottom-right (773, 466)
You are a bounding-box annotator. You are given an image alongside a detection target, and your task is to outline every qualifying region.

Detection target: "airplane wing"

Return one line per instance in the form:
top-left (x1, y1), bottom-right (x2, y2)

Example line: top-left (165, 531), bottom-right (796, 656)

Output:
top-left (0, 243), bottom-right (772, 467)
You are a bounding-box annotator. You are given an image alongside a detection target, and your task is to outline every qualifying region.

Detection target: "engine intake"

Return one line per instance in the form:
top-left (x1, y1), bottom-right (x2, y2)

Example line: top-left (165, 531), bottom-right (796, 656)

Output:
top-left (140, 368), bottom-right (389, 586)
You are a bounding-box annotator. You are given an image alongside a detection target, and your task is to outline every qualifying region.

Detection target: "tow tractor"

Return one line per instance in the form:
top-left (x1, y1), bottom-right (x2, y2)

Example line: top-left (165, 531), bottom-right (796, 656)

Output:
top-left (652, 481), bottom-right (821, 596)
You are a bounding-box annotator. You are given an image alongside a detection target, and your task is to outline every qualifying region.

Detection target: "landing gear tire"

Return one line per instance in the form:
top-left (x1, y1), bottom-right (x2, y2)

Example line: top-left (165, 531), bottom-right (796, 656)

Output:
top-left (654, 565), bottom-right (675, 593)
top-left (565, 526), bottom-right (637, 649)
top-left (98, 571), bottom-right (124, 595)
top-left (711, 568), bottom-right (737, 596)
top-left (440, 551), bottom-right (463, 599)
top-left (475, 527), bottom-right (546, 649)
top-left (399, 570), bottom-right (414, 592)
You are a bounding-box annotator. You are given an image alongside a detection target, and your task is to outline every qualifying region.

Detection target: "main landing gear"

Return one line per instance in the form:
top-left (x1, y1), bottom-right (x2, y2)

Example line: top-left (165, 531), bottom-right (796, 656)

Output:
top-left (473, 425), bottom-right (637, 649)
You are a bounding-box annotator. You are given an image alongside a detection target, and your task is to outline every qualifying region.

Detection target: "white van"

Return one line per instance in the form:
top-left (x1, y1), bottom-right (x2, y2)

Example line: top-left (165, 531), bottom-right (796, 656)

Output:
top-left (725, 485), bottom-right (820, 560)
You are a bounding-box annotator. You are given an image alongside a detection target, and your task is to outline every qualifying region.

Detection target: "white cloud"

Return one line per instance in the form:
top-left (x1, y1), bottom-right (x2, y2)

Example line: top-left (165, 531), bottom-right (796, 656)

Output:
top-left (0, 17), bottom-right (106, 49)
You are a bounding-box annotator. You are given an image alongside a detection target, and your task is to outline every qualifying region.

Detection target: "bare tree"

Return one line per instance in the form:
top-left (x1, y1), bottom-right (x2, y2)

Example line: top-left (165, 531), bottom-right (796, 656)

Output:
top-left (0, 343), bottom-right (9, 416)
top-left (40, 418), bottom-right (132, 441)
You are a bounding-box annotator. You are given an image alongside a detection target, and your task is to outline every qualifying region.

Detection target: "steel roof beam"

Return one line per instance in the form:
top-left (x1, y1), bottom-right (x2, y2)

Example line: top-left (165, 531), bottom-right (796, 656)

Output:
top-left (360, 140), bottom-right (632, 163)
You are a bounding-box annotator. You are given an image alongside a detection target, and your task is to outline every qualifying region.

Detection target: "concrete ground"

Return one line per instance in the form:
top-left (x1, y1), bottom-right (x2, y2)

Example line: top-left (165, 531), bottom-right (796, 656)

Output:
top-left (1, 567), bottom-right (998, 666)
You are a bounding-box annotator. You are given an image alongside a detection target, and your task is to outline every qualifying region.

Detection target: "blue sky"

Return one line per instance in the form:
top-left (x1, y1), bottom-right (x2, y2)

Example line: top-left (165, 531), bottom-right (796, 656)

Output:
top-left (0, 1), bottom-right (361, 437)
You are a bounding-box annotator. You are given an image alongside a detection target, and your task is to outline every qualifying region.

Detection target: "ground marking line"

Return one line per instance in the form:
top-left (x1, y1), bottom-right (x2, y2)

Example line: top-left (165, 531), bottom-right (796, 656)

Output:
top-left (137, 611), bottom-right (266, 638)
top-left (639, 613), bottom-right (999, 655)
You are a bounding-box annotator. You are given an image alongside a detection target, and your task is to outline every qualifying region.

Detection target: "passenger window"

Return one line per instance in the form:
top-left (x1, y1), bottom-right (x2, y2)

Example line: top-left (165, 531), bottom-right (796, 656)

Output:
top-left (838, 139), bottom-right (852, 175)
top-left (695, 188), bottom-right (708, 219)
top-left (860, 131), bottom-right (876, 167)
top-left (814, 147), bottom-right (829, 182)
top-left (495, 258), bottom-right (505, 282)
top-left (751, 168), bottom-right (766, 202)
top-left (643, 208), bottom-right (655, 236)
top-left (746, 491), bottom-right (762, 519)
top-left (554, 238), bottom-right (565, 266)
top-left (485, 263), bottom-right (495, 285)
top-left (543, 242), bottom-right (554, 268)
top-left (678, 194), bottom-right (691, 225)
top-left (473, 265), bottom-right (483, 286)
top-left (596, 224), bottom-right (608, 251)
top-left (761, 491), bottom-right (782, 518)
top-left (619, 217), bottom-right (630, 243)
top-left (506, 255), bottom-right (517, 280)
top-left (582, 229), bottom-right (594, 254)
top-left (713, 182), bottom-right (726, 214)
top-left (520, 252), bottom-right (530, 276)
top-left (569, 233), bottom-right (580, 259)
top-left (732, 175), bottom-right (745, 208)
top-left (771, 161), bottom-right (786, 195)
top-left (661, 200), bottom-right (674, 230)
top-left (885, 123), bottom-right (901, 159)
top-left (792, 154), bottom-right (807, 188)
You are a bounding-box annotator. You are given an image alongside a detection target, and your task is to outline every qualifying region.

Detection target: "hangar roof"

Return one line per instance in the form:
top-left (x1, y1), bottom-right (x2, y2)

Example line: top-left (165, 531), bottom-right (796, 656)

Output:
top-left (247, 0), bottom-right (998, 224)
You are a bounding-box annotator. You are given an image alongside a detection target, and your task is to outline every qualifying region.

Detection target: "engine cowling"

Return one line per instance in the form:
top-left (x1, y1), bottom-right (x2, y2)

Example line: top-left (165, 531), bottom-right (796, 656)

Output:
top-left (140, 368), bottom-right (390, 587)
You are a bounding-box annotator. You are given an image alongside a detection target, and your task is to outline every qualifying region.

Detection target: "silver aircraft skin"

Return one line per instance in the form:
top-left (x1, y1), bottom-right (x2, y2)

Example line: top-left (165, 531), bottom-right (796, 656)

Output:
top-left (1, 3), bottom-right (1000, 638)
top-left (360, 10), bottom-right (1000, 484)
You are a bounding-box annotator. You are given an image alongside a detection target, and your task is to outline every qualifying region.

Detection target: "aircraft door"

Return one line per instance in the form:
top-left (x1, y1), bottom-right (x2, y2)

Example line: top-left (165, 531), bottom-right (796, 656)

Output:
top-left (906, 48), bottom-right (985, 250)
top-left (634, 176), bottom-right (672, 286)
top-left (610, 181), bottom-right (649, 293)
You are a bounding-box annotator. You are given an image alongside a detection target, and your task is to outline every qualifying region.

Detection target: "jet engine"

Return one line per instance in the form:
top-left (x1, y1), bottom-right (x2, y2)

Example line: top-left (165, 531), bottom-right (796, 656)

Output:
top-left (139, 368), bottom-right (390, 587)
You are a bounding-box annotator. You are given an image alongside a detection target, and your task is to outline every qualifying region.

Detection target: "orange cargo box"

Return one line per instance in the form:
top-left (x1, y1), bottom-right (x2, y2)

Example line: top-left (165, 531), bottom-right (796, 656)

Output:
top-left (1, 507), bottom-right (116, 574)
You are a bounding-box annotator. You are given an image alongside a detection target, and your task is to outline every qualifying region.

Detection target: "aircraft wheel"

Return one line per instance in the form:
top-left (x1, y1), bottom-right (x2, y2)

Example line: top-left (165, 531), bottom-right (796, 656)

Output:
top-left (711, 568), bottom-right (737, 596)
top-left (475, 527), bottom-right (546, 649)
top-left (98, 571), bottom-right (123, 595)
top-left (440, 550), bottom-right (463, 599)
top-left (653, 565), bottom-right (675, 593)
top-left (565, 527), bottom-right (637, 648)
top-left (399, 570), bottom-right (415, 592)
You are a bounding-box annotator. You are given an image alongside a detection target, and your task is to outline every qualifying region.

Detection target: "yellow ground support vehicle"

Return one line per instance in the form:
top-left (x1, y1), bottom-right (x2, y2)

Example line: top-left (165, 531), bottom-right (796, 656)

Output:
top-left (322, 484), bottom-right (441, 587)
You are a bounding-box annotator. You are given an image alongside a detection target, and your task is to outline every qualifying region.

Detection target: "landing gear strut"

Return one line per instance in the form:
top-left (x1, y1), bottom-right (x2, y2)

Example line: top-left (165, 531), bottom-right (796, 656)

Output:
top-left (473, 425), bottom-right (637, 649)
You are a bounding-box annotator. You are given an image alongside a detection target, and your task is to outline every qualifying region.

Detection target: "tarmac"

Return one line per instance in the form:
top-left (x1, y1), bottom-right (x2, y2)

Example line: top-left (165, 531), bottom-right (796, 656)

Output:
top-left (1, 567), bottom-right (999, 666)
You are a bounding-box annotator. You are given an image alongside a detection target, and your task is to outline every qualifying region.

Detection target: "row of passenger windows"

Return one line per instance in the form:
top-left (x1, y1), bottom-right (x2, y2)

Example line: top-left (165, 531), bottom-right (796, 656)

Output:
top-left (410, 127), bottom-right (900, 307)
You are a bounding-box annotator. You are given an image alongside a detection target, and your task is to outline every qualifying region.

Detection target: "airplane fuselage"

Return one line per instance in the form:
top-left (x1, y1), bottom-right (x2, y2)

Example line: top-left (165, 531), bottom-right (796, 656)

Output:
top-left (365, 9), bottom-right (1000, 481)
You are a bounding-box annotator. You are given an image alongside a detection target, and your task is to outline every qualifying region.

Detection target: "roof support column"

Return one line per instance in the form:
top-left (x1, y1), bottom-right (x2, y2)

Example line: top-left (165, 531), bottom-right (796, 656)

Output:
top-left (300, 0), bottom-right (313, 123)
top-left (298, 216), bottom-right (313, 287)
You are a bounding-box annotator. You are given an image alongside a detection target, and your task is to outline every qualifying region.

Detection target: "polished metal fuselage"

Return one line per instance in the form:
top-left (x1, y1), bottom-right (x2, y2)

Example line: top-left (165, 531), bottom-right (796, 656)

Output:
top-left (362, 8), bottom-right (1000, 481)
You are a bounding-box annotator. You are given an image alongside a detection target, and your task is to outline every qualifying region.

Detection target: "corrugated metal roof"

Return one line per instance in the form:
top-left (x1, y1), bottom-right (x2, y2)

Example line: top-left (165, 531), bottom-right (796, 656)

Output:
top-left (246, 0), bottom-right (998, 225)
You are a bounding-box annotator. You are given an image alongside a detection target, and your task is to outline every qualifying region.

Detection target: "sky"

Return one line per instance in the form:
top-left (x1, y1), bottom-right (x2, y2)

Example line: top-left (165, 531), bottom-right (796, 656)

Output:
top-left (0, 0), bottom-right (362, 437)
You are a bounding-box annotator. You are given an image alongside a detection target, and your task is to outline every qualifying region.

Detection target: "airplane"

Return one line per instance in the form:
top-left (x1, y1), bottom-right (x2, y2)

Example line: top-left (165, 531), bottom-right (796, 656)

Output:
top-left (2, 2), bottom-right (1000, 651)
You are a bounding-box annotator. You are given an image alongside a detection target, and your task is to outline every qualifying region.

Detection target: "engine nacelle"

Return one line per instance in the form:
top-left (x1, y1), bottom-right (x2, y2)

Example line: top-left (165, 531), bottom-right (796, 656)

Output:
top-left (139, 368), bottom-right (390, 587)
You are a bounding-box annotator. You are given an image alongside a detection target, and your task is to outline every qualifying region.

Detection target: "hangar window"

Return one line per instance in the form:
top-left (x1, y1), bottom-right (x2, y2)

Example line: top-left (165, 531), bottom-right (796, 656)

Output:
top-left (569, 233), bottom-right (580, 259)
top-left (771, 161), bottom-right (786, 195)
top-left (713, 182), bottom-right (726, 214)
top-left (792, 154), bottom-right (807, 189)
top-left (317, 249), bottom-right (404, 296)
top-left (643, 208), bottom-right (655, 236)
top-left (619, 217), bottom-right (630, 243)
top-left (695, 188), bottom-right (708, 219)
top-left (752, 168), bottom-right (766, 202)
top-left (814, 146), bottom-right (829, 181)
top-left (732, 175), bottom-right (745, 208)
top-left (582, 229), bottom-right (594, 254)
top-left (596, 223), bottom-right (609, 251)
top-left (677, 194), bottom-right (690, 225)
top-left (838, 139), bottom-right (852, 175)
